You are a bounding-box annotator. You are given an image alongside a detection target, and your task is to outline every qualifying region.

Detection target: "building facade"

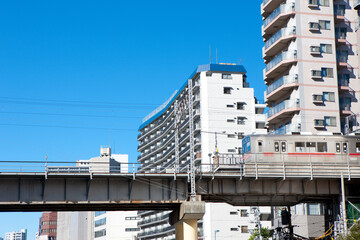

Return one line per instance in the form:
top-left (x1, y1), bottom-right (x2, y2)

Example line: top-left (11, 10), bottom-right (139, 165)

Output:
top-left (136, 63), bottom-right (269, 240)
top-left (37, 212), bottom-right (57, 240)
top-left (5, 229), bottom-right (27, 240)
top-left (262, 0), bottom-right (360, 134)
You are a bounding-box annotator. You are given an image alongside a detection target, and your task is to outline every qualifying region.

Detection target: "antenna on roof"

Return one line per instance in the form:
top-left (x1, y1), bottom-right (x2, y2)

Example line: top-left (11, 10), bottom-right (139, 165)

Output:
top-left (238, 58), bottom-right (244, 65)
top-left (216, 48), bottom-right (218, 64)
top-left (109, 128), bottom-right (112, 151)
top-left (209, 45), bottom-right (211, 64)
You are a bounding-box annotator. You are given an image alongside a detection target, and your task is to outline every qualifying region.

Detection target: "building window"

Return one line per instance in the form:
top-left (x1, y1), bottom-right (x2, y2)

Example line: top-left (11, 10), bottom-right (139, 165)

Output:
top-left (323, 92), bottom-right (335, 102)
top-left (237, 132), bottom-right (244, 139)
top-left (227, 119), bottom-right (235, 123)
top-left (230, 228), bottom-right (239, 231)
top-left (227, 104), bottom-right (234, 108)
top-left (228, 149), bottom-right (236, 153)
top-left (319, 0), bottom-right (329, 6)
top-left (95, 211), bottom-right (106, 217)
top-left (324, 116), bottom-right (336, 126)
top-left (125, 228), bottom-right (140, 232)
top-left (224, 87), bottom-right (232, 94)
top-left (320, 44), bottom-right (332, 54)
top-left (241, 226), bottom-right (249, 233)
top-left (125, 216), bottom-right (140, 220)
top-left (321, 68), bottom-right (333, 77)
top-left (95, 229), bottom-right (106, 238)
top-left (237, 117), bottom-right (246, 125)
top-left (206, 72), bottom-right (212, 77)
top-left (95, 218), bottom-right (106, 227)
top-left (227, 134), bottom-right (236, 138)
top-left (307, 203), bottom-right (322, 215)
top-left (319, 20), bottom-right (331, 30)
top-left (237, 102), bottom-right (245, 110)
top-left (240, 210), bottom-right (248, 217)
top-left (222, 73), bottom-right (232, 79)
top-left (230, 211), bottom-right (238, 215)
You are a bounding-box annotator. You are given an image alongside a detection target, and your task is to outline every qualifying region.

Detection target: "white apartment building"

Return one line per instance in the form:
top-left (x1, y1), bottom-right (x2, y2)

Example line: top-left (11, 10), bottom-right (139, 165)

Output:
top-left (136, 63), bottom-right (269, 240)
top-left (56, 148), bottom-right (139, 240)
top-left (262, 0), bottom-right (360, 134)
top-left (5, 229), bottom-right (26, 240)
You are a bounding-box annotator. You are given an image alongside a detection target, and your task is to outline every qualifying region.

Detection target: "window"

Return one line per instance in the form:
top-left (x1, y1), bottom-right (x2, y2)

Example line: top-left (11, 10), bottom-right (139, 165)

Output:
top-left (317, 142), bottom-right (328, 152)
top-left (125, 228), bottom-right (140, 232)
top-left (125, 216), bottom-right (140, 220)
top-left (206, 72), bottom-right (212, 77)
top-left (237, 102), bottom-right (245, 110)
top-left (308, 203), bottom-right (322, 215)
top-left (309, 22), bottom-right (320, 30)
top-left (227, 104), bottom-right (234, 108)
top-left (230, 211), bottom-right (238, 215)
top-left (319, 0), bottom-right (329, 6)
top-left (241, 226), bottom-right (249, 233)
top-left (227, 134), bottom-right (235, 138)
top-left (95, 229), bottom-right (106, 238)
top-left (237, 117), bottom-right (246, 125)
top-left (320, 44), bottom-right (332, 54)
top-left (334, 4), bottom-right (345, 16)
top-left (230, 228), bottom-right (239, 231)
top-left (312, 70), bottom-right (322, 77)
top-left (237, 132), bottom-right (244, 139)
top-left (319, 20), bottom-right (331, 30)
top-left (274, 141), bottom-right (280, 152)
top-left (222, 73), bottom-right (232, 79)
top-left (295, 142), bottom-right (305, 152)
top-left (321, 68), bottom-right (333, 77)
top-left (324, 116), bottom-right (336, 126)
top-left (224, 87), bottom-right (232, 94)
top-left (323, 92), bottom-right (335, 102)
top-left (307, 142), bottom-right (316, 152)
top-left (356, 143), bottom-right (360, 153)
top-left (95, 218), bottom-right (106, 227)
top-left (227, 119), bottom-right (235, 123)
top-left (95, 211), bottom-right (106, 217)
top-left (228, 149), bottom-right (236, 153)
top-left (240, 210), bottom-right (248, 217)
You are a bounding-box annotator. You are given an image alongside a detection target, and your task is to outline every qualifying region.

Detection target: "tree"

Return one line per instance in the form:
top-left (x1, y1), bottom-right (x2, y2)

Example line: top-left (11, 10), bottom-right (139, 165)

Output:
top-left (248, 227), bottom-right (272, 240)
top-left (339, 221), bottom-right (360, 240)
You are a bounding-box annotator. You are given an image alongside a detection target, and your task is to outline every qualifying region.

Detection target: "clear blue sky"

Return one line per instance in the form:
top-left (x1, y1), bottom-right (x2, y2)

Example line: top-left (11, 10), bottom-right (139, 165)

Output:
top-left (0, 0), bottom-right (264, 239)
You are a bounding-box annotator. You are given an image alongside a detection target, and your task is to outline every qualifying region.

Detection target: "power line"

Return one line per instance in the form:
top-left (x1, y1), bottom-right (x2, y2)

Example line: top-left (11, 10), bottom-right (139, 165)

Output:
top-left (0, 111), bottom-right (143, 119)
top-left (0, 123), bottom-right (137, 131)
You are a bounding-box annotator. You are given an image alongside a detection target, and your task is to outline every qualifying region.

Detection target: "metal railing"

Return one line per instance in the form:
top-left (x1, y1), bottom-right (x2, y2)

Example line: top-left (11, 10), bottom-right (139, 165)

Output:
top-left (267, 98), bottom-right (300, 118)
top-left (265, 50), bottom-right (297, 72)
top-left (263, 2), bottom-right (295, 28)
top-left (269, 123), bottom-right (300, 135)
top-left (266, 74), bottom-right (298, 95)
top-left (264, 26), bottom-right (296, 50)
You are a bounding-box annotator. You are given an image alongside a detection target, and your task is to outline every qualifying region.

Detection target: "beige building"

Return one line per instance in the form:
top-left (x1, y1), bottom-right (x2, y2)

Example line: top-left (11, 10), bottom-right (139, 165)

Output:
top-left (262, 0), bottom-right (360, 134)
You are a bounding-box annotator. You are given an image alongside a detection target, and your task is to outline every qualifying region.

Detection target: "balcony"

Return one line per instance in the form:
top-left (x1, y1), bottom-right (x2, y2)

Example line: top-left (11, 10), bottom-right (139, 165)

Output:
top-left (335, 32), bottom-right (347, 45)
top-left (262, 0), bottom-right (289, 17)
top-left (267, 99), bottom-right (300, 124)
top-left (266, 75), bottom-right (298, 101)
top-left (269, 123), bottom-right (301, 135)
top-left (265, 50), bottom-right (297, 79)
top-left (264, 26), bottom-right (296, 58)
top-left (334, 9), bottom-right (345, 22)
top-left (338, 78), bottom-right (350, 91)
top-left (263, 2), bottom-right (296, 36)
top-left (337, 55), bottom-right (348, 68)
top-left (341, 104), bottom-right (351, 115)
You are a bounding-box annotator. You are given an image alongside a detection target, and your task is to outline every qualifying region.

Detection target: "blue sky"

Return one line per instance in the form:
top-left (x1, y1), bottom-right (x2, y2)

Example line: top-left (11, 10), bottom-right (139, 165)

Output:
top-left (0, 0), bottom-right (264, 239)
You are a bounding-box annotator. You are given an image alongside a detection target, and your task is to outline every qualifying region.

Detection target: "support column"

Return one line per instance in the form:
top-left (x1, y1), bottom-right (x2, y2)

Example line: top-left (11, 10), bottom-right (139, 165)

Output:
top-left (175, 219), bottom-right (198, 240)
top-left (169, 200), bottom-right (205, 240)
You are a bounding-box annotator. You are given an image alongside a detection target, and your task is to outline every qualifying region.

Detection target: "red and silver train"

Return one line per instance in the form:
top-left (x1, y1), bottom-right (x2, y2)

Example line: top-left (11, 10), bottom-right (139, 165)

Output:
top-left (241, 134), bottom-right (360, 163)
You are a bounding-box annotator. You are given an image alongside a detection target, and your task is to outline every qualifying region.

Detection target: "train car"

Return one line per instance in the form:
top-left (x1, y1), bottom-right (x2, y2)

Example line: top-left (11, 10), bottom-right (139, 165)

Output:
top-left (241, 133), bottom-right (360, 164)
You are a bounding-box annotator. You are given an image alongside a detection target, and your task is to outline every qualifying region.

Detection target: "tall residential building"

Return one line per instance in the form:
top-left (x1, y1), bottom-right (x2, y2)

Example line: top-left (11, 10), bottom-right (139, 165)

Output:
top-left (37, 212), bottom-right (57, 240)
top-left (262, 0), bottom-right (360, 134)
top-left (136, 63), bottom-right (269, 240)
top-left (56, 212), bottom-right (93, 240)
top-left (5, 229), bottom-right (26, 240)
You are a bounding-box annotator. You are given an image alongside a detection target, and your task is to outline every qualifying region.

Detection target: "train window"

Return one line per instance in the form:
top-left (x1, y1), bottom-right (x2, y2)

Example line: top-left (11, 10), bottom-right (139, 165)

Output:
top-left (295, 142), bottom-right (305, 152)
top-left (343, 143), bottom-right (347, 153)
top-left (281, 142), bottom-right (287, 152)
top-left (356, 143), bottom-right (360, 153)
top-left (274, 141), bottom-right (279, 152)
top-left (317, 142), bottom-right (328, 152)
top-left (336, 143), bottom-right (341, 153)
top-left (258, 141), bottom-right (263, 153)
top-left (306, 142), bottom-right (316, 153)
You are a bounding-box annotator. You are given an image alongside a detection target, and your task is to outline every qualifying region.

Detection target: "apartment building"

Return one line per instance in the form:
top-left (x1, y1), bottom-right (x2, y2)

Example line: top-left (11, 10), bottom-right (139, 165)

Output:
top-left (37, 212), bottom-right (57, 240)
top-left (136, 63), bottom-right (269, 240)
top-left (262, 0), bottom-right (360, 134)
top-left (5, 229), bottom-right (27, 240)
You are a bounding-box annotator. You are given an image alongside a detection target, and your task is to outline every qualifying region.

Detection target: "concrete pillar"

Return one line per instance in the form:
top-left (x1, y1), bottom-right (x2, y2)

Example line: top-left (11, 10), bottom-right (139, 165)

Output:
top-left (169, 200), bottom-right (205, 240)
top-left (174, 219), bottom-right (198, 240)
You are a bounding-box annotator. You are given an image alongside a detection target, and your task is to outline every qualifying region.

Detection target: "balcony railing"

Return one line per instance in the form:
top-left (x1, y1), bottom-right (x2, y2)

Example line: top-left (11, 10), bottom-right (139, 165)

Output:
top-left (338, 78), bottom-right (349, 87)
top-left (266, 74), bottom-right (298, 95)
top-left (267, 99), bottom-right (300, 118)
top-left (338, 55), bottom-right (348, 63)
top-left (269, 123), bottom-right (301, 135)
top-left (265, 50), bottom-right (297, 72)
top-left (264, 26), bottom-right (296, 50)
top-left (263, 2), bottom-right (295, 28)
